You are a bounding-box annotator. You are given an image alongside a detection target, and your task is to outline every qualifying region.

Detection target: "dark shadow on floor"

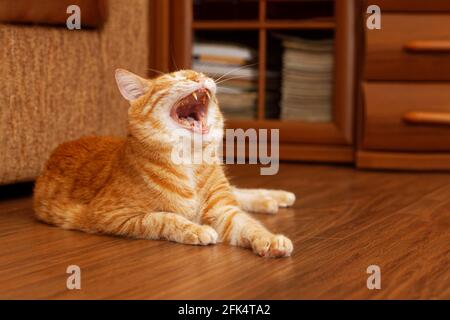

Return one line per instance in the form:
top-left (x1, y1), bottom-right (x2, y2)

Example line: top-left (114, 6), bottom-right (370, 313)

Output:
top-left (0, 181), bottom-right (34, 200)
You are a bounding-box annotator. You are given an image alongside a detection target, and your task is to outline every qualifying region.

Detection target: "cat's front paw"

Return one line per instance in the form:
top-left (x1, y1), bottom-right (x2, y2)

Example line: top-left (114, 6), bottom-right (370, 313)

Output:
top-left (184, 225), bottom-right (218, 245)
top-left (275, 191), bottom-right (296, 207)
top-left (252, 234), bottom-right (293, 258)
top-left (260, 197), bottom-right (279, 214)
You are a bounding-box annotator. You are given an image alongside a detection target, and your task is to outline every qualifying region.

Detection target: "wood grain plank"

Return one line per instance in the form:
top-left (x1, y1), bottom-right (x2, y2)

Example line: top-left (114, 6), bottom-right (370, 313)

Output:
top-left (0, 164), bottom-right (449, 299)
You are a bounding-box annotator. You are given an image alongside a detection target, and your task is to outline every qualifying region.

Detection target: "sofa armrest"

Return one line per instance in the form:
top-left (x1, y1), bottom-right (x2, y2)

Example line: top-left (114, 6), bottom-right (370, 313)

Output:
top-left (0, 0), bottom-right (107, 28)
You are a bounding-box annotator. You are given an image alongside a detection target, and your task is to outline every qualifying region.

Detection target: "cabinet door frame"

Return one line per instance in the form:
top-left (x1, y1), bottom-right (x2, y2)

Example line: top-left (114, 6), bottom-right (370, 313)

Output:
top-left (149, 0), bottom-right (192, 75)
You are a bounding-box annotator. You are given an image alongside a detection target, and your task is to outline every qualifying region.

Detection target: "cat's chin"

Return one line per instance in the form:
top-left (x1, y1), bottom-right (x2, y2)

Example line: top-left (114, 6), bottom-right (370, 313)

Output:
top-left (170, 88), bottom-right (211, 134)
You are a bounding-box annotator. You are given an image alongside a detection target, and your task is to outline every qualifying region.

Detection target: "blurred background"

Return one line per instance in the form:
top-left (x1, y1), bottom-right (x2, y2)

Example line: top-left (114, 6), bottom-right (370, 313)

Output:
top-left (2, 0), bottom-right (450, 186)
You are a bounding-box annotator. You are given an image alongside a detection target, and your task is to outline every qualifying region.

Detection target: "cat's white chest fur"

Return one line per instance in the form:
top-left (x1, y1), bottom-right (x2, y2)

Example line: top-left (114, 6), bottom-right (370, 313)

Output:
top-left (185, 165), bottom-right (197, 189)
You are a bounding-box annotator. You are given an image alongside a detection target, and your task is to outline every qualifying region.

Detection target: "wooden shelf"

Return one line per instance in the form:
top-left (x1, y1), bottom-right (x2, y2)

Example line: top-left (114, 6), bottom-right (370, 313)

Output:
top-left (266, 19), bottom-right (335, 29)
top-left (193, 18), bottom-right (335, 30)
top-left (226, 119), bottom-right (348, 145)
top-left (357, 151), bottom-right (450, 171)
top-left (193, 20), bottom-right (258, 30)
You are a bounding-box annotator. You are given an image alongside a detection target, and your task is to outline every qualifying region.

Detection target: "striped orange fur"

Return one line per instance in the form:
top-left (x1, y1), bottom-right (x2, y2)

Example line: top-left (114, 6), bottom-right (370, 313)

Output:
top-left (33, 69), bottom-right (295, 258)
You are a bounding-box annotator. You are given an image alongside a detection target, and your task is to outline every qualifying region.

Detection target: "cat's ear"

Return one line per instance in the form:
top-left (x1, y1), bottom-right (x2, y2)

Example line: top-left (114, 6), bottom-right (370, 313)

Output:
top-left (115, 69), bottom-right (150, 101)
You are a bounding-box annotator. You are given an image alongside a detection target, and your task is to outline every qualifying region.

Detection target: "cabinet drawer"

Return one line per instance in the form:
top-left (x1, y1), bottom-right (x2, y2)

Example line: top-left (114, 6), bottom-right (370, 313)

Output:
top-left (366, 0), bottom-right (450, 12)
top-left (365, 14), bottom-right (450, 80)
top-left (363, 83), bottom-right (450, 152)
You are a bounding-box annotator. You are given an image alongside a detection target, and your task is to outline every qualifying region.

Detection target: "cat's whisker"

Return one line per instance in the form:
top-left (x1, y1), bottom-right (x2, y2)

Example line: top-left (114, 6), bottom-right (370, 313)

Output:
top-left (216, 75), bottom-right (253, 85)
top-left (204, 71), bottom-right (223, 81)
top-left (147, 68), bottom-right (165, 76)
top-left (170, 47), bottom-right (180, 71)
top-left (214, 63), bottom-right (258, 83)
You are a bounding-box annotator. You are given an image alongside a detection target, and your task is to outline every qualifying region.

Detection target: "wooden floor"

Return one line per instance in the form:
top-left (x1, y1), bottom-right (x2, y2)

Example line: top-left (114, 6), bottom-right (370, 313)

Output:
top-left (0, 163), bottom-right (449, 299)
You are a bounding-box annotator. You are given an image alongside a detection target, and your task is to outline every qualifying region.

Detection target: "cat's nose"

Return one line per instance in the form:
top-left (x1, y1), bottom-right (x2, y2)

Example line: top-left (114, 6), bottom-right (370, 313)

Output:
top-left (198, 76), bottom-right (207, 85)
top-left (200, 78), bottom-right (216, 95)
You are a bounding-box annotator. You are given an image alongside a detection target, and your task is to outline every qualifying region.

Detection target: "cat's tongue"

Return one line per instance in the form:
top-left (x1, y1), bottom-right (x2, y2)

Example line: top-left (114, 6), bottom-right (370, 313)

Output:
top-left (193, 119), bottom-right (203, 131)
top-left (186, 116), bottom-right (206, 133)
top-left (171, 89), bottom-right (210, 134)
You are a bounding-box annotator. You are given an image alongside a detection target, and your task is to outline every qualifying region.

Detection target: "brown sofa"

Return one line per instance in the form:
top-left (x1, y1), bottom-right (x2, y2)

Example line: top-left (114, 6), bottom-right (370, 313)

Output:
top-left (0, 0), bottom-right (149, 184)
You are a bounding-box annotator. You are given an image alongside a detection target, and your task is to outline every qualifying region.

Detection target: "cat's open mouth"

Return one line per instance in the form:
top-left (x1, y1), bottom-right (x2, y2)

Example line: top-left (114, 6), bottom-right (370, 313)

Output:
top-left (171, 88), bottom-right (210, 134)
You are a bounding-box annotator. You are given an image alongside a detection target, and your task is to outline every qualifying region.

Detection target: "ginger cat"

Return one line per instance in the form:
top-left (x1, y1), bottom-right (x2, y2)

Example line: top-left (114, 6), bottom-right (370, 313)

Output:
top-left (33, 69), bottom-right (295, 258)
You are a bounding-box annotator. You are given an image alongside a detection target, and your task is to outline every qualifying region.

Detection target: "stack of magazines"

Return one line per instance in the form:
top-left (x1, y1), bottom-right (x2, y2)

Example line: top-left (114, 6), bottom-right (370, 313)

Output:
top-left (280, 36), bottom-right (334, 122)
top-left (193, 41), bottom-right (257, 119)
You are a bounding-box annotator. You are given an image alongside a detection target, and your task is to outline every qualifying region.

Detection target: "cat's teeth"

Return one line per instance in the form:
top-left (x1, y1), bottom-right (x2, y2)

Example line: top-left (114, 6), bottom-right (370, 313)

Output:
top-left (192, 92), bottom-right (198, 101)
top-left (206, 91), bottom-right (211, 100)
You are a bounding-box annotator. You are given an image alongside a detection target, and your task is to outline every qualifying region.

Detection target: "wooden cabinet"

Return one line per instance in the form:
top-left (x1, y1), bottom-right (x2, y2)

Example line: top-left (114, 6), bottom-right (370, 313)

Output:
top-left (357, 1), bottom-right (450, 170)
top-left (362, 83), bottom-right (450, 151)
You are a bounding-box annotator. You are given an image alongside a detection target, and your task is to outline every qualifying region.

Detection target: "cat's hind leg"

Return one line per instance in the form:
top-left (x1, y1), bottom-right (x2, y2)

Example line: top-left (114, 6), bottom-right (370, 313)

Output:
top-left (232, 188), bottom-right (296, 214)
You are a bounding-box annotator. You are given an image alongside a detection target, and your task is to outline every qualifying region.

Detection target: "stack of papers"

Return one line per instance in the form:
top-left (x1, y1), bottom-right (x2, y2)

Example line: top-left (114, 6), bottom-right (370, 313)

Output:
top-left (280, 36), bottom-right (334, 122)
